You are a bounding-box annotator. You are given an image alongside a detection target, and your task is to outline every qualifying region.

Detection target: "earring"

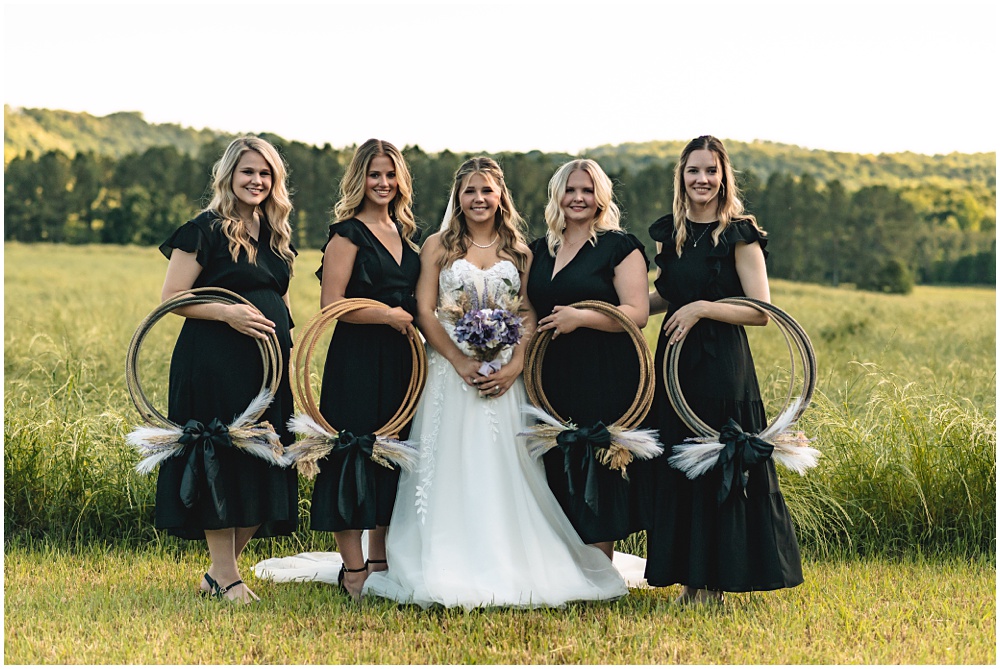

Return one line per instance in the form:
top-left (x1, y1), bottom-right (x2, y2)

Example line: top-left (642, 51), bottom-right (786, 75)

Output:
top-left (719, 182), bottom-right (727, 198)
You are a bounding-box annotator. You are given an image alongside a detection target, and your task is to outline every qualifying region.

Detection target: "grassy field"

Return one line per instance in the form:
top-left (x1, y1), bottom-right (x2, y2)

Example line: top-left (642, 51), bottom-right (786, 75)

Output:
top-left (4, 542), bottom-right (994, 665)
top-left (4, 242), bottom-right (996, 664)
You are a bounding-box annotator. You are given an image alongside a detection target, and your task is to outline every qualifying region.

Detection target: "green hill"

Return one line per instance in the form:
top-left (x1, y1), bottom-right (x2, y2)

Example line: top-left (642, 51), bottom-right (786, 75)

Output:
top-left (4, 106), bottom-right (228, 163)
top-left (4, 106), bottom-right (996, 193)
top-left (585, 139), bottom-right (997, 191)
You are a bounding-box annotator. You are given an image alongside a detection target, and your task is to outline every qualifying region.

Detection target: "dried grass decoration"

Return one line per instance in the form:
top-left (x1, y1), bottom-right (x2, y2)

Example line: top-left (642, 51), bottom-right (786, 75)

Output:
top-left (520, 300), bottom-right (663, 478)
top-left (125, 287), bottom-right (289, 475)
top-left (665, 296), bottom-right (820, 499)
top-left (285, 298), bottom-right (427, 479)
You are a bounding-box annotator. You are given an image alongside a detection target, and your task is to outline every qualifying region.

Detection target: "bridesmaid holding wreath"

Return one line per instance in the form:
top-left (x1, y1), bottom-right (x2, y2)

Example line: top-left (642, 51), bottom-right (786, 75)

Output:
top-left (526, 159), bottom-right (650, 560)
top-left (640, 135), bottom-right (803, 603)
top-left (156, 136), bottom-right (298, 604)
top-left (310, 139), bottom-right (421, 600)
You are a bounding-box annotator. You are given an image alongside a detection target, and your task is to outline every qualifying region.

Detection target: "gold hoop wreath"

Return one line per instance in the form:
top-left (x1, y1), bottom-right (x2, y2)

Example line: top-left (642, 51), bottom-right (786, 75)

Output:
top-left (125, 287), bottom-right (288, 474)
top-left (284, 297), bottom-right (427, 479)
top-left (664, 296), bottom-right (821, 480)
top-left (520, 300), bottom-right (663, 475)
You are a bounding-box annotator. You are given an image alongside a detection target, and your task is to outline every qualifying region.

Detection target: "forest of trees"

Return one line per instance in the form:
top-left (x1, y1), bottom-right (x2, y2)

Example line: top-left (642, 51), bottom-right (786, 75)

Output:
top-left (4, 108), bottom-right (996, 291)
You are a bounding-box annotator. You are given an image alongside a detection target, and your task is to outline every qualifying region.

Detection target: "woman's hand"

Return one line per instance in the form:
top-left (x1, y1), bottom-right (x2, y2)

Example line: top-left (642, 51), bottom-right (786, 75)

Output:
top-left (221, 303), bottom-right (275, 340)
top-left (663, 301), bottom-right (704, 345)
top-left (536, 305), bottom-right (586, 340)
top-left (382, 306), bottom-right (414, 336)
top-left (477, 358), bottom-right (522, 399)
top-left (451, 355), bottom-right (487, 389)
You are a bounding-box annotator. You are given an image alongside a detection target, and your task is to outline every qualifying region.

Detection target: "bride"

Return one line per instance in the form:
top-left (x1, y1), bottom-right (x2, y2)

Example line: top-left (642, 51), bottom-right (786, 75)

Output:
top-left (362, 157), bottom-right (628, 608)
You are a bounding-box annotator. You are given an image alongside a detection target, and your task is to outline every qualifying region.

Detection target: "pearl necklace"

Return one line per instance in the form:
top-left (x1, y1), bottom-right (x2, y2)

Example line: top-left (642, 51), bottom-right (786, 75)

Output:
top-left (688, 223), bottom-right (713, 247)
top-left (467, 234), bottom-right (499, 249)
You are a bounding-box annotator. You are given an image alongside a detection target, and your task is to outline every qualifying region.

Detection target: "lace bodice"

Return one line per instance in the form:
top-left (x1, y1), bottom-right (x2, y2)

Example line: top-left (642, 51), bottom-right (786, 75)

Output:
top-left (438, 258), bottom-right (520, 303)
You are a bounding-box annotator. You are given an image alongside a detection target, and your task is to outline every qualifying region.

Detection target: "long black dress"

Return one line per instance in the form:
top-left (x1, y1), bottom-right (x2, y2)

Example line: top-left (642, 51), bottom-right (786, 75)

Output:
top-left (526, 231), bottom-right (648, 544)
top-left (310, 218), bottom-right (421, 532)
top-left (639, 215), bottom-right (803, 591)
top-left (155, 210), bottom-right (298, 539)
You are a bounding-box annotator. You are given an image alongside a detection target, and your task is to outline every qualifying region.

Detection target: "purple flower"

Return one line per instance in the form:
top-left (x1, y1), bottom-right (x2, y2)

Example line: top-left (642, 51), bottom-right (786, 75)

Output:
top-left (454, 306), bottom-right (524, 362)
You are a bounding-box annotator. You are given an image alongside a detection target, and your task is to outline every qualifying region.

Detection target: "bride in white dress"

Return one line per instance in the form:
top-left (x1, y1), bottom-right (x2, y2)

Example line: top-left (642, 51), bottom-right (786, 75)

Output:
top-left (362, 157), bottom-right (628, 609)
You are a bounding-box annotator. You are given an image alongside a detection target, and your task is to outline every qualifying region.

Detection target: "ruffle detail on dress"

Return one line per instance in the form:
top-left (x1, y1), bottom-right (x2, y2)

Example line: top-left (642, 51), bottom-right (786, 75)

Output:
top-left (605, 231), bottom-right (650, 273)
top-left (315, 219), bottom-right (373, 281)
top-left (159, 212), bottom-right (217, 268)
top-left (647, 214), bottom-right (675, 243)
top-left (705, 219), bottom-right (768, 299)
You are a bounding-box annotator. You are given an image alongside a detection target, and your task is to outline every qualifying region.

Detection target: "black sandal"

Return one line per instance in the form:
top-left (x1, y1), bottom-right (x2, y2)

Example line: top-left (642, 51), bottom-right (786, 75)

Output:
top-left (337, 563), bottom-right (367, 593)
top-left (218, 579), bottom-right (245, 596)
top-left (200, 572), bottom-right (221, 598)
top-left (365, 559), bottom-right (387, 571)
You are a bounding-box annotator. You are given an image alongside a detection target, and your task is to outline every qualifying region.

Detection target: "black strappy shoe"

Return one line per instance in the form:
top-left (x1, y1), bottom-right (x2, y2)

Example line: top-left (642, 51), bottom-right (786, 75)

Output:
top-left (218, 579), bottom-right (260, 603)
top-left (365, 559), bottom-right (387, 572)
top-left (200, 572), bottom-right (221, 598)
top-left (337, 563), bottom-right (368, 594)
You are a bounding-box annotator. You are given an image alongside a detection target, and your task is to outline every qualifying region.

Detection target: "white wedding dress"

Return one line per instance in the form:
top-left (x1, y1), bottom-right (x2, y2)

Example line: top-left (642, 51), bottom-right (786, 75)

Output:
top-left (360, 259), bottom-right (628, 609)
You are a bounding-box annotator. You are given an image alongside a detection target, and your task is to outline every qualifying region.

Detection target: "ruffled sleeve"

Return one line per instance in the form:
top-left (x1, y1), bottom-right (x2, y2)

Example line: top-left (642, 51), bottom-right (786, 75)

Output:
top-left (159, 211), bottom-right (218, 268)
top-left (647, 215), bottom-right (675, 243)
top-left (703, 218), bottom-right (768, 301)
top-left (725, 218), bottom-right (768, 259)
top-left (607, 231), bottom-right (650, 272)
top-left (315, 218), bottom-right (371, 281)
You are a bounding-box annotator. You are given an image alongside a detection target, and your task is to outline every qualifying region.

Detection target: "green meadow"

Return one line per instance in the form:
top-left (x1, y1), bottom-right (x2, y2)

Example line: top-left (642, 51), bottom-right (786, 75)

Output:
top-left (4, 242), bottom-right (996, 664)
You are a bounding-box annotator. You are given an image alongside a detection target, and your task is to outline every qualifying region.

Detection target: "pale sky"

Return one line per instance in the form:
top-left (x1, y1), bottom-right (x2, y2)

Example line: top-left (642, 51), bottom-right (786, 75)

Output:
top-left (3, 0), bottom-right (997, 156)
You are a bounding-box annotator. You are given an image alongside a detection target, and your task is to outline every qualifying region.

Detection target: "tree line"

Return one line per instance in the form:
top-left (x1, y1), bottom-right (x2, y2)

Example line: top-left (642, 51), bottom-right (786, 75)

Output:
top-left (4, 136), bottom-right (995, 291)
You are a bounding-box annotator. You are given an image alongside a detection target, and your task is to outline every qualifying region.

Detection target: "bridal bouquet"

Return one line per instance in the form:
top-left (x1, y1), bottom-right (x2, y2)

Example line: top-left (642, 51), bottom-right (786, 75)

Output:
top-left (441, 280), bottom-right (524, 375)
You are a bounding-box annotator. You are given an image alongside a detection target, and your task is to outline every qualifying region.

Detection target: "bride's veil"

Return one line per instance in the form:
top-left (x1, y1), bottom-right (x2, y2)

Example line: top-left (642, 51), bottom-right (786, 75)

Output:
top-left (438, 194), bottom-right (455, 232)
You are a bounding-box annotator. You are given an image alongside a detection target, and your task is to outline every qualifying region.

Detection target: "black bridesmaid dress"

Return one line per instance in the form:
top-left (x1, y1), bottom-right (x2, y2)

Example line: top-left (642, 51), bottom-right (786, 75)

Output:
top-left (310, 218), bottom-right (421, 532)
top-left (155, 211), bottom-right (298, 539)
top-left (526, 231), bottom-right (648, 544)
top-left (639, 215), bottom-right (803, 591)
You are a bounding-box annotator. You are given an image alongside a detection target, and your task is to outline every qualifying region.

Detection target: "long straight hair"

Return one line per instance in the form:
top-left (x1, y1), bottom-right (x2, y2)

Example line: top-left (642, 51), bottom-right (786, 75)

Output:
top-left (333, 139), bottom-right (418, 250)
top-left (438, 157), bottom-right (529, 271)
top-left (543, 158), bottom-right (622, 257)
top-left (206, 136), bottom-right (295, 266)
top-left (672, 135), bottom-right (759, 256)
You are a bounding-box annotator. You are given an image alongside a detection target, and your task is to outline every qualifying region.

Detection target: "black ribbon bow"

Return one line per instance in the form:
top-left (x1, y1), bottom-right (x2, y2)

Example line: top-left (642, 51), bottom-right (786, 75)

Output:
top-left (177, 418), bottom-right (231, 518)
top-left (556, 422), bottom-right (611, 516)
top-left (714, 418), bottom-right (774, 505)
top-left (331, 430), bottom-right (378, 524)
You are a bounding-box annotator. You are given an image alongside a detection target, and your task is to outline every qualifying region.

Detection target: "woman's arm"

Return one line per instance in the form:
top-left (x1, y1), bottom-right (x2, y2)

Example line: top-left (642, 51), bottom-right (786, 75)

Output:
top-left (320, 233), bottom-right (413, 335)
top-left (415, 234), bottom-right (484, 387)
top-left (663, 241), bottom-right (770, 345)
top-left (161, 249), bottom-right (275, 340)
top-left (648, 241), bottom-right (671, 315)
top-left (536, 248), bottom-right (649, 339)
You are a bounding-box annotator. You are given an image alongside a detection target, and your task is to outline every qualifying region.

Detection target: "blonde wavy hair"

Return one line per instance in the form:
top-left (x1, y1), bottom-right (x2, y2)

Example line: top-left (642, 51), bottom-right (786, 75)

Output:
top-left (438, 157), bottom-right (529, 272)
top-left (671, 135), bottom-right (760, 257)
top-left (333, 139), bottom-right (418, 251)
top-left (206, 136), bottom-right (295, 267)
top-left (542, 158), bottom-right (622, 257)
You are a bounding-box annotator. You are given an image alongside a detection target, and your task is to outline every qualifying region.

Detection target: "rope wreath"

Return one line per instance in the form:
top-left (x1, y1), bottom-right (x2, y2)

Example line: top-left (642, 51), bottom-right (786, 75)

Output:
top-left (520, 300), bottom-right (663, 476)
top-left (284, 297), bottom-right (427, 479)
top-left (665, 296), bottom-right (820, 487)
top-left (125, 287), bottom-right (288, 474)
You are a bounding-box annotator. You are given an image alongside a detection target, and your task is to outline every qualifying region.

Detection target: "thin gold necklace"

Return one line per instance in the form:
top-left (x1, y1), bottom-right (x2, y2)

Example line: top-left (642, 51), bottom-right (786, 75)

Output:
top-left (467, 234), bottom-right (499, 249)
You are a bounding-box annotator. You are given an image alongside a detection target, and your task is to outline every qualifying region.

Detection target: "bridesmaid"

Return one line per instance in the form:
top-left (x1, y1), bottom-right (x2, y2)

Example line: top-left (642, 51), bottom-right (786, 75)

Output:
top-left (310, 139), bottom-right (421, 600)
top-left (157, 136), bottom-right (298, 603)
top-left (526, 158), bottom-right (649, 560)
top-left (641, 135), bottom-right (803, 603)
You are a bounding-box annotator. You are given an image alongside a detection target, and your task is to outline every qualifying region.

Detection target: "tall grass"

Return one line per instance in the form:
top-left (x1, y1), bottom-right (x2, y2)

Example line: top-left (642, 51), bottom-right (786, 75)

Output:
top-left (3, 243), bottom-right (995, 555)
